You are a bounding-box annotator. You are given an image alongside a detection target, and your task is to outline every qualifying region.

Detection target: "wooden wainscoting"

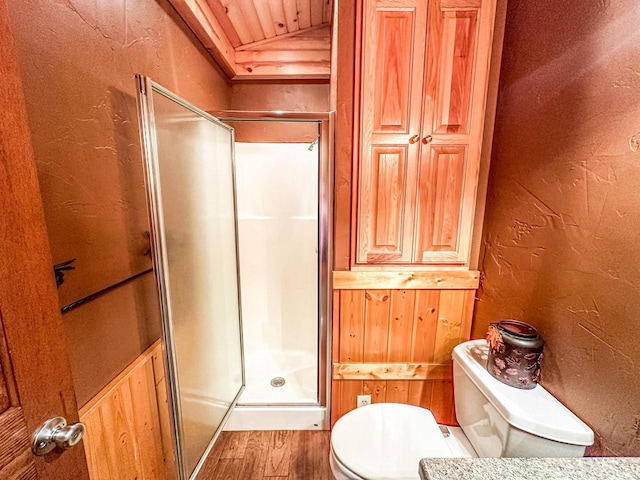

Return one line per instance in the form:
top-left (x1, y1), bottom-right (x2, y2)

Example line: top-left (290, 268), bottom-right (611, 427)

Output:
top-left (79, 340), bottom-right (176, 480)
top-left (331, 280), bottom-right (476, 427)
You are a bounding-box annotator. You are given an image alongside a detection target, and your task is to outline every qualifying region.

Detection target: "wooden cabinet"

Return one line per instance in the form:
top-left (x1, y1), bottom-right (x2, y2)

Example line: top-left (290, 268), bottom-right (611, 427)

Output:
top-left (355, 0), bottom-right (497, 266)
top-left (330, 0), bottom-right (504, 428)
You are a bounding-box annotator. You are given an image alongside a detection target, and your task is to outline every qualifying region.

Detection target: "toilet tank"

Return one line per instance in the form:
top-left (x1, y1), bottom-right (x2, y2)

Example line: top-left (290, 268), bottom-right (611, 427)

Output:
top-left (452, 340), bottom-right (594, 458)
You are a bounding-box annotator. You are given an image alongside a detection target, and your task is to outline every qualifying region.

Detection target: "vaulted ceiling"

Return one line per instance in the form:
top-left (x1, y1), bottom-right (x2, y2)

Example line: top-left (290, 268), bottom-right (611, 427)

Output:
top-left (170, 0), bottom-right (333, 80)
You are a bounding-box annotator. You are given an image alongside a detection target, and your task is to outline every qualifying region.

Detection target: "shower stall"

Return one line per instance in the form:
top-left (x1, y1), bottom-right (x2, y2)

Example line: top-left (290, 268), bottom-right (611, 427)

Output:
top-left (236, 142), bottom-right (318, 403)
top-left (222, 113), bottom-right (332, 430)
top-left (137, 75), bottom-right (332, 480)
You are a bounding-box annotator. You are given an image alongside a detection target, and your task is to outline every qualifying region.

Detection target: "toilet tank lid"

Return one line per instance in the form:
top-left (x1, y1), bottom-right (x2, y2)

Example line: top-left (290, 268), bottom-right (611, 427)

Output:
top-left (453, 340), bottom-right (594, 447)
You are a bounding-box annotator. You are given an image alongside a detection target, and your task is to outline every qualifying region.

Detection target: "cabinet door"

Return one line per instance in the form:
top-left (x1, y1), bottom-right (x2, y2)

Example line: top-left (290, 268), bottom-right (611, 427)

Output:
top-left (355, 0), bottom-right (427, 264)
top-left (415, 0), bottom-right (496, 263)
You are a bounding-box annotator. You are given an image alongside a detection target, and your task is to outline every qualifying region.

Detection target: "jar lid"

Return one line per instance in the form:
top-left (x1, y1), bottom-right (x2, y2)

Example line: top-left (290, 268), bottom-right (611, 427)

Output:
top-left (497, 320), bottom-right (538, 338)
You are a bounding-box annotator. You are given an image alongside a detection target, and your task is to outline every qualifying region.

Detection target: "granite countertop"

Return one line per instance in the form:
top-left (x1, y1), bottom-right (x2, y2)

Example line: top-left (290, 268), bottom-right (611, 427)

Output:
top-left (419, 458), bottom-right (640, 480)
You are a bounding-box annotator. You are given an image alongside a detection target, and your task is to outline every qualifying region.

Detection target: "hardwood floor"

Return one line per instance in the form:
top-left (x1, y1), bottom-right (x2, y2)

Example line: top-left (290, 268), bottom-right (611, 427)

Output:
top-left (198, 430), bottom-right (333, 479)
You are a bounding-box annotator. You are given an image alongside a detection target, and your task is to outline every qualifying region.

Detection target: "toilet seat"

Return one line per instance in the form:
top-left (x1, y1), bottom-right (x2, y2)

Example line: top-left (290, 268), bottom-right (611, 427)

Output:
top-left (330, 403), bottom-right (452, 480)
top-left (330, 449), bottom-right (366, 480)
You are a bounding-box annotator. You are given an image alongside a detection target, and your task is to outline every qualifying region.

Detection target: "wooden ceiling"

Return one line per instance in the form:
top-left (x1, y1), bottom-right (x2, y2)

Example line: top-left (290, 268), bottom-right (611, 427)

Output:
top-left (170, 0), bottom-right (333, 80)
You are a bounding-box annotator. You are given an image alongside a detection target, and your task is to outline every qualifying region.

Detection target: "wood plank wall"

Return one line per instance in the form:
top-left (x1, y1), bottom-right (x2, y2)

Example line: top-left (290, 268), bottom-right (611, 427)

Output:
top-left (80, 341), bottom-right (176, 480)
top-left (331, 286), bottom-right (476, 427)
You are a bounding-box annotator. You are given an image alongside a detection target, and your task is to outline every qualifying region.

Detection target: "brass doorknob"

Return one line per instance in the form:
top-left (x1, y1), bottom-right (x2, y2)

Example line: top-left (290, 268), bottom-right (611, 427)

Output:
top-left (422, 135), bottom-right (433, 144)
top-left (409, 135), bottom-right (420, 144)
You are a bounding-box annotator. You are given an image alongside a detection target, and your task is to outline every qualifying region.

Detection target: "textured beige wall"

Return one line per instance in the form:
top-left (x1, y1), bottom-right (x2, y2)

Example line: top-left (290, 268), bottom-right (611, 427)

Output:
top-left (473, 0), bottom-right (640, 456)
top-left (7, 0), bottom-right (231, 405)
top-left (6, 1), bottom-right (328, 406)
top-left (231, 81), bottom-right (330, 111)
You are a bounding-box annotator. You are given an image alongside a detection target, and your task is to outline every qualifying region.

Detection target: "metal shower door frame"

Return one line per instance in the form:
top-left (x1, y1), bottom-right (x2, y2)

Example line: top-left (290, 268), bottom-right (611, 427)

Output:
top-left (214, 110), bottom-right (334, 419)
top-left (136, 76), bottom-right (246, 480)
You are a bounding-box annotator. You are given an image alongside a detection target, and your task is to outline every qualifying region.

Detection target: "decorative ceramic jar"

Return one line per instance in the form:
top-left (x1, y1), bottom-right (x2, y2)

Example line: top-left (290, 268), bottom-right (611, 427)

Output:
top-left (486, 320), bottom-right (544, 389)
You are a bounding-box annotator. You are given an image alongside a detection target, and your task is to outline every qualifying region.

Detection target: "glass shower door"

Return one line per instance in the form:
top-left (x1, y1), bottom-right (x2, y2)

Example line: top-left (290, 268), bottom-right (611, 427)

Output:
top-left (136, 76), bottom-right (244, 480)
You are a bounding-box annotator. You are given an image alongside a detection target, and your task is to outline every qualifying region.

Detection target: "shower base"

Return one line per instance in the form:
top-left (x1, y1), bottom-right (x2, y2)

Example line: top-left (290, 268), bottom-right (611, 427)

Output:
top-left (241, 349), bottom-right (318, 405)
top-left (223, 405), bottom-right (328, 430)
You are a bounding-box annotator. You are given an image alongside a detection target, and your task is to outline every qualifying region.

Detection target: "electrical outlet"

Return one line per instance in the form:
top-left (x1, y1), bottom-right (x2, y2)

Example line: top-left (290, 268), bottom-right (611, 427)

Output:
top-left (357, 394), bottom-right (371, 408)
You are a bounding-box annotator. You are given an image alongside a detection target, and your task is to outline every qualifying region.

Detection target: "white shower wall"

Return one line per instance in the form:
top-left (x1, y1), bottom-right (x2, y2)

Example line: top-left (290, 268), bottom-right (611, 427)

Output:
top-left (235, 142), bottom-right (318, 405)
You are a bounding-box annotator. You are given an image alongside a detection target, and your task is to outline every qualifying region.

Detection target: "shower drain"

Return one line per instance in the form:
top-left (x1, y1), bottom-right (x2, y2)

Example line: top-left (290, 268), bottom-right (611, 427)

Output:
top-left (270, 377), bottom-right (286, 388)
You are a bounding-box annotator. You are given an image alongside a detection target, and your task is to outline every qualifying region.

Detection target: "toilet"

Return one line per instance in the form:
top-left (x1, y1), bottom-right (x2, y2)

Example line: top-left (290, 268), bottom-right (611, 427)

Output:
top-left (330, 339), bottom-right (594, 480)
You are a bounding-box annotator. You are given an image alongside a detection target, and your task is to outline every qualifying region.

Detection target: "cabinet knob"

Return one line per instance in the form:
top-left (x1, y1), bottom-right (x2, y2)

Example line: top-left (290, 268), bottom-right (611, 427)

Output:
top-left (409, 135), bottom-right (420, 144)
top-left (422, 135), bottom-right (433, 144)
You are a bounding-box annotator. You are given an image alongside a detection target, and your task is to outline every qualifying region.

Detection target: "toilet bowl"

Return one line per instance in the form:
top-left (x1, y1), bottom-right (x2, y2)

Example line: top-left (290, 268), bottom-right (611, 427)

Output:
top-left (330, 403), bottom-right (476, 480)
top-left (329, 340), bottom-right (594, 480)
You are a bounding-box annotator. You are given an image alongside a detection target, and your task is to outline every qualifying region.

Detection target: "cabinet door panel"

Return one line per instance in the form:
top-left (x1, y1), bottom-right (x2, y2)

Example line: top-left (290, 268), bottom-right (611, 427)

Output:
top-left (425, 2), bottom-right (481, 135)
top-left (434, 11), bottom-right (478, 134)
top-left (373, 11), bottom-right (417, 133)
top-left (356, 0), bottom-right (427, 264)
top-left (415, 146), bottom-right (466, 262)
top-left (358, 146), bottom-right (409, 262)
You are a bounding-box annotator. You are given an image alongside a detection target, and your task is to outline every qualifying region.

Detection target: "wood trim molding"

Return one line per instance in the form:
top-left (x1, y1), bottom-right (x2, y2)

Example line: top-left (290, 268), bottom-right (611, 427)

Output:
top-left (206, 0), bottom-right (243, 48)
top-left (469, 0), bottom-right (508, 269)
top-left (235, 49), bottom-right (331, 64)
top-left (332, 270), bottom-right (480, 289)
top-left (170, 0), bottom-right (237, 77)
top-left (332, 362), bottom-right (451, 380)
